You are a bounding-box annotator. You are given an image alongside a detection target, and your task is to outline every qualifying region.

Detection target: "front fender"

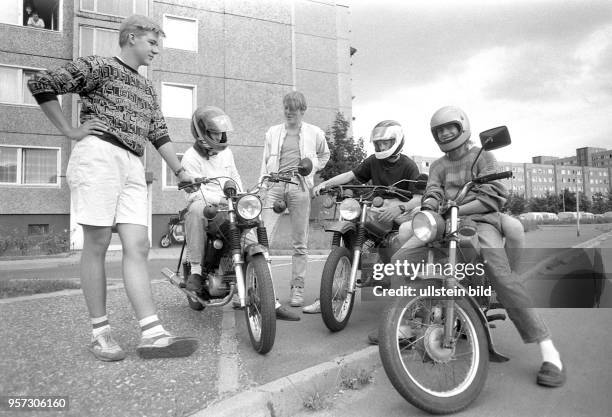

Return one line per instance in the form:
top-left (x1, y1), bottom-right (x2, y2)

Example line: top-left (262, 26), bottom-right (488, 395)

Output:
top-left (244, 243), bottom-right (268, 263)
top-left (323, 220), bottom-right (357, 235)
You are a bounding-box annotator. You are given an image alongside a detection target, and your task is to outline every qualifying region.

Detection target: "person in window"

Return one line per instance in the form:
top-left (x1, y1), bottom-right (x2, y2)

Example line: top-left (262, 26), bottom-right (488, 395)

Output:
top-left (27, 15), bottom-right (198, 362)
top-left (27, 11), bottom-right (45, 29)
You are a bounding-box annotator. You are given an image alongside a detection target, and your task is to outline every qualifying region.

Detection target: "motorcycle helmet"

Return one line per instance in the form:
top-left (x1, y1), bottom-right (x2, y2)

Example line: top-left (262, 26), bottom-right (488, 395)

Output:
top-left (430, 106), bottom-right (471, 152)
top-left (370, 120), bottom-right (405, 160)
top-left (191, 106), bottom-right (233, 152)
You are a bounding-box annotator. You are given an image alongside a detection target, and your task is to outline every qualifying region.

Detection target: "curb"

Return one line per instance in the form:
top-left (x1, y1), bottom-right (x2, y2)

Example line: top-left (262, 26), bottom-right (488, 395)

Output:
top-left (191, 346), bottom-right (379, 417)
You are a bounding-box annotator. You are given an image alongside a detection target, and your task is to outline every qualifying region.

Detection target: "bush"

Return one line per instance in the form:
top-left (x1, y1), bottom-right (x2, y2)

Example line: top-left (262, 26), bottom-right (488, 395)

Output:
top-left (0, 227), bottom-right (70, 257)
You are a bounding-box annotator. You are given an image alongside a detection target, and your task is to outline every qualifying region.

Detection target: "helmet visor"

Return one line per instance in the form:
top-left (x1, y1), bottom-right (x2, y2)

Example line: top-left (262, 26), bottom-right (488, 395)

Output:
top-left (434, 122), bottom-right (461, 143)
top-left (373, 139), bottom-right (395, 152)
top-left (206, 114), bottom-right (233, 133)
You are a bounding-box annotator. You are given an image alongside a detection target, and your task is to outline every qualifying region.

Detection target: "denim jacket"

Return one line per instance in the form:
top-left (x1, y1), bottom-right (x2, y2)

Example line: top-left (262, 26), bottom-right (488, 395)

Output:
top-left (259, 121), bottom-right (330, 190)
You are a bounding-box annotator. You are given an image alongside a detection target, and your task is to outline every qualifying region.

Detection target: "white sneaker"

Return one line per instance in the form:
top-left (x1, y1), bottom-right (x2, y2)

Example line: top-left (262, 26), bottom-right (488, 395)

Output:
top-left (88, 330), bottom-right (126, 362)
top-left (303, 299), bottom-right (321, 314)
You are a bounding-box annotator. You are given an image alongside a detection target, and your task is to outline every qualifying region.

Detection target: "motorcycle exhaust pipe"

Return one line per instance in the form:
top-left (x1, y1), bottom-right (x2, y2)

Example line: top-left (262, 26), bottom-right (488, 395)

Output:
top-left (162, 267), bottom-right (236, 307)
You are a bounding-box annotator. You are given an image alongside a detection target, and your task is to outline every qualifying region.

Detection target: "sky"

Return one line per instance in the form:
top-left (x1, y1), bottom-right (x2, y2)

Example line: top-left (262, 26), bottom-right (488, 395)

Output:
top-left (346, 0), bottom-right (612, 163)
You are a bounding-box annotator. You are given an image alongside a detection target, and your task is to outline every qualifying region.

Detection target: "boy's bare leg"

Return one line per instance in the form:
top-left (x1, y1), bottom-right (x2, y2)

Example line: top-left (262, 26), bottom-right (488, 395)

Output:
top-left (116, 223), bottom-right (156, 320)
top-left (81, 225), bottom-right (112, 318)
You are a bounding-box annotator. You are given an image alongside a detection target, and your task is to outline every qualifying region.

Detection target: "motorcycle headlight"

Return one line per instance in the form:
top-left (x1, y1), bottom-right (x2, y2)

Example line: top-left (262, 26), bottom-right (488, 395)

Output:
top-left (236, 194), bottom-right (262, 220)
top-left (339, 198), bottom-right (361, 221)
top-left (412, 211), bottom-right (445, 243)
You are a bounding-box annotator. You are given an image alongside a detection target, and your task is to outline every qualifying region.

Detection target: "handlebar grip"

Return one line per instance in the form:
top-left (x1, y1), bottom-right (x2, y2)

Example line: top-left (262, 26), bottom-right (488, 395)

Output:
top-left (473, 170), bottom-right (513, 184)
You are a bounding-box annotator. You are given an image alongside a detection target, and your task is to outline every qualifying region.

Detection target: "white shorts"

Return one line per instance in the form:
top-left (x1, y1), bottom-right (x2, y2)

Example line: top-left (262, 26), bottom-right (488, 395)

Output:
top-left (66, 135), bottom-right (148, 227)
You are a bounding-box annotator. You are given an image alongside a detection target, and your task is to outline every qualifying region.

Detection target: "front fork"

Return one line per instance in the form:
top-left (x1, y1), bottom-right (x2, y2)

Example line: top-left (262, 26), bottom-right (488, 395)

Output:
top-left (347, 206), bottom-right (369, 294)
top-left (227, 199), bottom-right (247, 308)
top-left (443, 204), bottom-right (459, 348)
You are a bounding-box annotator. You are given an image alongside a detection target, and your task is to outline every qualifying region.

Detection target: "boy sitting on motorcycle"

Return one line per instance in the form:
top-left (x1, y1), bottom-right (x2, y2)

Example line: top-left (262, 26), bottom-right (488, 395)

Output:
top-left (392, 106), bottom-right (565, 387)
top-left (182, 106), bottom-right (300, 321)
top-left (304, 120), bottom-right (422, 313)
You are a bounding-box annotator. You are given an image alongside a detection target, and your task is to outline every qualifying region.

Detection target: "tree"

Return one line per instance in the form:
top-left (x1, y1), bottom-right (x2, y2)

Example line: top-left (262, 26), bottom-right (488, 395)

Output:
top-left (318, 112), bottom-right (367, 181)
top-left (591, 192), bottom-right (607, 214)
top-left (505, 192), bottom-right (527, 214)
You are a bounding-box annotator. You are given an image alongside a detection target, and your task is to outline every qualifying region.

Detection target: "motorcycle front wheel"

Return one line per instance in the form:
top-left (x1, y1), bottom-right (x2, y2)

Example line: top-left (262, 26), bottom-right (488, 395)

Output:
top-left (320, 246), bottom-right (355, 332)
top-left (160, 234), bottom-right (171, 248)
top-left (379, 296), bottom-right (488, 414)
top-left (244, 254), bottom-right (276, 354)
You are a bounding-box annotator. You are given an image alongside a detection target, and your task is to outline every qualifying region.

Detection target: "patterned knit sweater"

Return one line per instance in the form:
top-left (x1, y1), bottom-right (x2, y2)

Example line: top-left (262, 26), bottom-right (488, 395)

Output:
top-left (27, 56), bottom-right (170, 157)
top-left (423, 146), bottom-right (508, 213)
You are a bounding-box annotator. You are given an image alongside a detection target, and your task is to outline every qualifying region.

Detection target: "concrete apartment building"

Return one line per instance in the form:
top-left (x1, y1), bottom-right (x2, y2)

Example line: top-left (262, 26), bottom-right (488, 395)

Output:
top-left (0, 0), bottom-right (352, 248)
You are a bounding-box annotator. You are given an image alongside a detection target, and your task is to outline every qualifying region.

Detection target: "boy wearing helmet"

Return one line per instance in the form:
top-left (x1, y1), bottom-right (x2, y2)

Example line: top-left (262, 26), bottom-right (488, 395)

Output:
top-left (27, 15), bottom-right (198, 361)
top-left (398, 106), bottom-right (564, 387)
top-left (183, 106), bottom-right (300, 321)
top-left (304, 121), bottom-right (422, 314)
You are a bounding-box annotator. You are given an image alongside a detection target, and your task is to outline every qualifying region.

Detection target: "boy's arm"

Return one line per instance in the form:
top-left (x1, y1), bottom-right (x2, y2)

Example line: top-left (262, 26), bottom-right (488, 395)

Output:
top-left (469, 151), bottom-right (507, 212)
top-left (259, 129), bottom-right (272, 182)
top-left (314, 128), bottom-right (330, 171)
top-left (313, 171), bottom-right (356, 196)
top-left (227, 150), bottom-right (244, 191)
top-left (421, 161), bottom-right (445, 211)
top-left (180, 151), bottom-right (222, 205)
top-left (158, 143), bottom-right (192, 185)
top-left (38, 100), bottom-right (106, 141)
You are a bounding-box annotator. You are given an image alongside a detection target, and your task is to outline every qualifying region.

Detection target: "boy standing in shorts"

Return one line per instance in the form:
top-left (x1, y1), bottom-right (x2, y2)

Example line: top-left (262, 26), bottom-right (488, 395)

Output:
top-left (27, 15), bottom-right (199, 361)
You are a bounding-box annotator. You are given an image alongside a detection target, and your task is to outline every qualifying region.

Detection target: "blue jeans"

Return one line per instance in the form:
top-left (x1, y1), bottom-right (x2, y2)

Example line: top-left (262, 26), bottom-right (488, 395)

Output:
top-left (262, 182), bottom-right (310, 289)
top-left (391, 222), bottom-right (550, 344)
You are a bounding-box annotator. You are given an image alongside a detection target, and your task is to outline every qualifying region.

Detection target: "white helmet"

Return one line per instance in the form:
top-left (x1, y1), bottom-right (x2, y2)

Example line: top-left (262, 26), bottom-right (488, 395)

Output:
top-left (430, 106), bottom-right (471, 152)
top-left (370, 120), bottom-right (405, 160)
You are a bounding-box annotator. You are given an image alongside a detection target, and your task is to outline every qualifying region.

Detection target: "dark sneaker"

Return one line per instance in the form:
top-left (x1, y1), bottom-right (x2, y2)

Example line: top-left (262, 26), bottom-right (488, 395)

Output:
top-left (537, 361), bottom-right (566, 387)
top-left (136, 334), bottom-right (199, 359)
top-left (367, 330), bottom-right (379, 345)
top-left (276, 306), bottom-right (301, 321)
top-left (88, 331), bottom-right (126, 362)
top-left (186, 273), bottom-right (203, 292)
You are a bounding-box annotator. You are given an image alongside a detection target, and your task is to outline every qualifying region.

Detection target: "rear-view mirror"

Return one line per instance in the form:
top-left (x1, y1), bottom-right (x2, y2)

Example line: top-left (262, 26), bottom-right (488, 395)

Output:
top-left (479, 126), bottom-right (511, 151)
top-left (298, 158), bottom-right (313, 176)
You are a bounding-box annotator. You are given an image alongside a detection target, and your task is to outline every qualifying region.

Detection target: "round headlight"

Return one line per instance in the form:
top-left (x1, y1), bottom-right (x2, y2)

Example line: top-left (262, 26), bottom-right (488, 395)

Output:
top-left (237, 194), bottom-right (262, 220)
top-left (412, 211), bottom-right (445, 243)
top-left (339, 198), bottom-right (361, 221)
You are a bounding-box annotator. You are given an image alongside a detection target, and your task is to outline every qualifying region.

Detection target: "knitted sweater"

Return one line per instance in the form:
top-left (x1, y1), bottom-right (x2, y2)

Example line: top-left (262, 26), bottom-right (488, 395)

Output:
top-left (27, 56), bottom-right (170, 157)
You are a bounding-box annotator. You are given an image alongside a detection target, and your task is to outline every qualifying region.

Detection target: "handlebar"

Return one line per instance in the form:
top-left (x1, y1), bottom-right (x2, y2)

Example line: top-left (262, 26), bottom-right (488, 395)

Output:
top-left (473, 170), bottom-right (513, 184)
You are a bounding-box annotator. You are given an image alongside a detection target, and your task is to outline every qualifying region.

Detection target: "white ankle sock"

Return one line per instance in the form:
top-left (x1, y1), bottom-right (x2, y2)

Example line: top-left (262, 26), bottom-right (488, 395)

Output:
top-left (539, 339), bottom-right (562, 369)
top-left (191, 263), bottom-right (202, 275)
top-left (139, 315), bottom-right (168, 339)
top-left (91, 315), bottom-right (110, 339)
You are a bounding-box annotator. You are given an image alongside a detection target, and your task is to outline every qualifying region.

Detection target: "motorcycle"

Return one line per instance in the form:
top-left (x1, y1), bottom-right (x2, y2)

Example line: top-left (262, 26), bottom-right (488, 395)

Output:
top-left (378, 126), bottom-right (514, 414)
top-left (317, 182), bottom-right (424, 332)
top-left (161, 159), bottom-right (312, 354)
top-left (159, 209), bottom-right (186, 248)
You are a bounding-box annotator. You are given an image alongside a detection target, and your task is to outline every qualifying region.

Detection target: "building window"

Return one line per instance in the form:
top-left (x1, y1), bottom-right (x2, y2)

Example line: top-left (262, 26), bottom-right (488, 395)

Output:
top-left (163, 15), bottom-right (198, 52)
top-left (162, 153), bottom-right (184, 189)
top-left (80, 0), bottom-right (146, 17)
top-left (28, 224), bottom-right (49, 235)
top-left (161, 83), bottom-right (196, 119)
top-left (0, 65), bottom-right (40, 106)
top-left (1, 0), bottom-right (61, 31)
top-left (0, 146), bottom-right (59, 185)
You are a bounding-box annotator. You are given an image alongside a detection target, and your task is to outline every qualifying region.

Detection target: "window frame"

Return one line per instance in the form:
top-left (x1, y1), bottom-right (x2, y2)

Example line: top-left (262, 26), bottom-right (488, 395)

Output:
top-left (0, 144), bottom-right (61, 187)
top-left (161, 152), bottom-right (184, 190)
top-left (0, 63), bottom-right (47, 107)
top-left (161, 82), bottom-right (197, 119)
top-left (79, 0), bottom-right (147, 19)
top-left (162, 14), bottom-right (199, 52)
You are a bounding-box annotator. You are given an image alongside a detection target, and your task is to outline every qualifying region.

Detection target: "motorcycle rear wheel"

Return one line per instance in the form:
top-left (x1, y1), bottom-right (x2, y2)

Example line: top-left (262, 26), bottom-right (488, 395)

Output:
top-left (160, 234), bottom-right (171, 248)
top-left (244, 254), bottom-right (276, 354)
top-left (379, 296), bottom-right (488, 414)
top-left (320, 246), bottom-right (355, 332)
